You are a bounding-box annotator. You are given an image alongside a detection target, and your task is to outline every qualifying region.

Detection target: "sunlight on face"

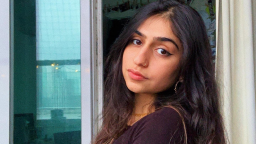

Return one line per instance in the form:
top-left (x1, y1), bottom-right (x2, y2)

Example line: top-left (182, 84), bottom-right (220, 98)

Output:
top-left (122, 16), bottom-right (183, 95)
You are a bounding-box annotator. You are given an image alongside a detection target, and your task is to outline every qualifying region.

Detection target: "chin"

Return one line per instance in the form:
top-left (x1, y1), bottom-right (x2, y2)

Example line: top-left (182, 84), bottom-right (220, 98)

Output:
top-left (126, 84), bottom-right (155, 94)
top-left (126, 84), bottom-right (145, 93)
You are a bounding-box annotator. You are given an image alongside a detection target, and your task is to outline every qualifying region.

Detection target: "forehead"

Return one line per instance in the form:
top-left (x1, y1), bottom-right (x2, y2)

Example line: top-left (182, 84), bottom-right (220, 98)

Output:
top-left (137, 15), bottom-right (178, 40)
top-left (136, 16), bottom-right (182, 49)
top-left (137, 16), bottom-right (172, 35)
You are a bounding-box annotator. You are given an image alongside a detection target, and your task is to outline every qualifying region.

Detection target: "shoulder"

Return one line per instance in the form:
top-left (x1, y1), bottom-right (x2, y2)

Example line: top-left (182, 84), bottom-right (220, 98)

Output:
top-left (143, 107), bottom-right (184, 134)
top-left (149, 107), bottom-right (183, 124)
top-left (131, 107), bottom-right (186, 144)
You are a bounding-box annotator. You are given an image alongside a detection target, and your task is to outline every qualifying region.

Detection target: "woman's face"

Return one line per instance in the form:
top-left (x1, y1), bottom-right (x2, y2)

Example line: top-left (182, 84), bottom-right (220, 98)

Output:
top-left (122, 16), bottom-right (183, 95)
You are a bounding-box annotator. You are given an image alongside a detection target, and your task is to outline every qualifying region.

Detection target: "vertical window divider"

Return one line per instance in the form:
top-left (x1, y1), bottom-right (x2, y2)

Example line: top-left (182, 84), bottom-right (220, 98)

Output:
top-left (90, 0), bottom-right (104, 140)
top-left (10, 0), bottom-right (14, 143)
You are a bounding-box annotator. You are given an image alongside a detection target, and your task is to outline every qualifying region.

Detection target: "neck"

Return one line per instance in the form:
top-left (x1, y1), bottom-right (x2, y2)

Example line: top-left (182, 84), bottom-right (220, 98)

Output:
top-left (133, 93), bottom-right (156, 115)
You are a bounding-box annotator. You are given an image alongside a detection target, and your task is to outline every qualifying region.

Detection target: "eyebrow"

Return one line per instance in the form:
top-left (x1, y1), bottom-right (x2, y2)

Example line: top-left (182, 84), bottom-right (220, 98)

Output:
top-left (134, 30), bottom-right (179, 50)
top-left (135, 30), bottom-right (145, 37)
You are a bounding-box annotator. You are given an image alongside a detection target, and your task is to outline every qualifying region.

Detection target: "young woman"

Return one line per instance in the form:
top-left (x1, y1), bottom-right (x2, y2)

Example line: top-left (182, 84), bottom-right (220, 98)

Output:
top-left (94, 0), bottom-right (226, 143)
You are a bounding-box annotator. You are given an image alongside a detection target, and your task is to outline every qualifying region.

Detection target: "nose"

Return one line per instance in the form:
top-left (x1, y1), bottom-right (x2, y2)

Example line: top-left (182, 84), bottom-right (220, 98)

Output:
top-left (133, 47), bottom-right (149, 67)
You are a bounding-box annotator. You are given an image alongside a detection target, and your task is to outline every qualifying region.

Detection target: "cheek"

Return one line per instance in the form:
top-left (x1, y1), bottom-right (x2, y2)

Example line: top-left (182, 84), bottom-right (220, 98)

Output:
top-left (122, 49), bottom-right (131, 75)
top-left (122, 49), bottom-right (128, 68)
top-left (152, 63), bottom-right (180, 90)
top-left (167, 69), bottom-right (179, 85)
top-left (159, 69), bottom-right (178, 85)
top-left (122, 48), bottom-right (134, 67)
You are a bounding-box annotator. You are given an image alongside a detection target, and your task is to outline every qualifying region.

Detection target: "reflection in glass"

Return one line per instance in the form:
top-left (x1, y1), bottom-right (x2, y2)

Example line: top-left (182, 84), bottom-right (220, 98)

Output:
top-left (13, 0), bottom-right (81, 143)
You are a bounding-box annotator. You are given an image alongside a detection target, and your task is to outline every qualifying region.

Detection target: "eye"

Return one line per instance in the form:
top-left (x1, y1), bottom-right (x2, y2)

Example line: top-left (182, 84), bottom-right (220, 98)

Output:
top-left (132, 39), bottom-right (142, 45)
top-left (156, 48), bottom-right (171, 56)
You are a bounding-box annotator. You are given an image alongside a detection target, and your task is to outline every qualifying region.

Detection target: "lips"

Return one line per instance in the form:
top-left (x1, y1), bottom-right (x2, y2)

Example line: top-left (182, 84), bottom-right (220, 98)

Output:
top-left (127, 69), bottom-right (147, 81)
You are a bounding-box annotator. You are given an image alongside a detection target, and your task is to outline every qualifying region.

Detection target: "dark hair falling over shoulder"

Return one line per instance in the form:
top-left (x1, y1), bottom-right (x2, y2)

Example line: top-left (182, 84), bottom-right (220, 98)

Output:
top-left (94, 0), bottom-right (226, 144)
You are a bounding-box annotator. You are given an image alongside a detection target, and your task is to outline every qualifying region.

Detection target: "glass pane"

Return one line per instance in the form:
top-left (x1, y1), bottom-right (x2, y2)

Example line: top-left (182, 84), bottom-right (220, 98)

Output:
top-left (12, 0), bottom-right (81, 143)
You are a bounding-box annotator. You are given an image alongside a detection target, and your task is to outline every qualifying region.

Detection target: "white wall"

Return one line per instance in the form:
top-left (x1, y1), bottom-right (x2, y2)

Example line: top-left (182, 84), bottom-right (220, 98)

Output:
top-left (0, 0), bottom-right (10, 143)
top-left (81, 0), bottom-right (92, 143)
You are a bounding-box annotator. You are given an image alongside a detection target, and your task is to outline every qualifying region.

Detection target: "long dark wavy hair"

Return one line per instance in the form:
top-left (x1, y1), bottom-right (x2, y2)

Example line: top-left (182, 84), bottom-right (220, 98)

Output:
top-left (94, 0), bottom-right (226, 143)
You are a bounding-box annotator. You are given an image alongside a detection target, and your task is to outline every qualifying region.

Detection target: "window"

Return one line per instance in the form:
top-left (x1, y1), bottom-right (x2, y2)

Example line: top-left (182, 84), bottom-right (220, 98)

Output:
top-left (12, 0), bottom-right (83, 143)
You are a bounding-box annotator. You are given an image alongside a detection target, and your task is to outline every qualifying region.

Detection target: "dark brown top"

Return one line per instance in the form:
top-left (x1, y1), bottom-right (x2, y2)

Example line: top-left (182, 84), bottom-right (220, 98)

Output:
top-left (112, 107), bottom-right (186, 144)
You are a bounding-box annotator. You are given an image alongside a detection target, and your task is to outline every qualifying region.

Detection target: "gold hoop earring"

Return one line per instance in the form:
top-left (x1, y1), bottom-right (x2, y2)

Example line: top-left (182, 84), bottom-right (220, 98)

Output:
top-left (174, 79), bottom-right (183, 94)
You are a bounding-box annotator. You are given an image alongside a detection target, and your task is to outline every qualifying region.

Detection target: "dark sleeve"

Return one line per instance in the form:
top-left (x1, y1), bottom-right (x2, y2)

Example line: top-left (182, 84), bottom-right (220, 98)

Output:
top-left (131, 108), bottom-right (185, 144)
